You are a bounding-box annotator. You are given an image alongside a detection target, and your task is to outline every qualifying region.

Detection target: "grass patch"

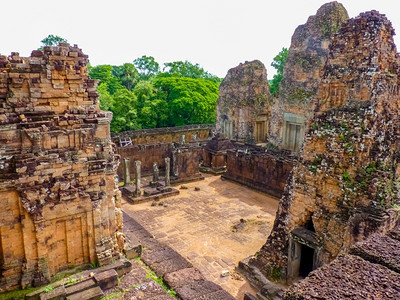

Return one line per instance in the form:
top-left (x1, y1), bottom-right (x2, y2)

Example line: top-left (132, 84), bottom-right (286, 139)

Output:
top-left (101, 290), bottom-right (124, 299)
top-left (145, 269), bottom-right (176, 298)
top-left (0, 286), bottom-right (41, 300)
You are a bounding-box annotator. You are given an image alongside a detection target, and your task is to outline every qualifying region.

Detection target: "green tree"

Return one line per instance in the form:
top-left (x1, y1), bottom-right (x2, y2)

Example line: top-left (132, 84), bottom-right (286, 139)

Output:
top-left (110, 89), bottom-right (139, 132)
top-left (133, 81), bottom-right (155, 109)
top-left (154, 77), bottom-right (218, 126)
top-left (89, 65), bottom-right (113, 84)
top-left (162, 61), bottom-right (221, 82)
top-left (139, 99), bottom-right (169, 128)
top-left (112, 63), bottom-right (139, 90)
top-left (89, 65), bottom-right (123, 94)
top-left (40, 35), bottom-right (68, 49)
top-left (133, 56), bottom-right (160, 81)
top-left (97, 83), bottom-right (113, 111)
top-left (270, 47), bottom-right (288, 96)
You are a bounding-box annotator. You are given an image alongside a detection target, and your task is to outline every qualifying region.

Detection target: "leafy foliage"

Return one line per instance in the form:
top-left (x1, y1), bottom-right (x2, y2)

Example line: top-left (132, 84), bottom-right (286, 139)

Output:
top-left (133, 55), bottom-right (160, 81)
top-left (270, 47), bottom-right (288, 96)
top-left (112, 63), bottom-right (139, 90)
top-left (39, 35), bottom-right (68, 50)
top-left (154, 77), bottom-right (218, 126)
top-left (163, 60), bottom-right (221, 82)
top-left (91, 56), bottom-right (220, 132)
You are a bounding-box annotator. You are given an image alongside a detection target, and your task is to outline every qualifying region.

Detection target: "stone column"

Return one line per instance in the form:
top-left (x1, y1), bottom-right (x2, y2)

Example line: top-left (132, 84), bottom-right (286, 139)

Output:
top-left (172, 150), bottom-right (179, 177)
top-left (152, 162), bottom-right (159, 182)
top-left (124, 158), bottom-right (131, 186)
top-left (134, 160), bottom-right (142, 197)
top-left (165, 157), bottom-right (170, 187)
top-left (181, 134), bottom-right (185, 144)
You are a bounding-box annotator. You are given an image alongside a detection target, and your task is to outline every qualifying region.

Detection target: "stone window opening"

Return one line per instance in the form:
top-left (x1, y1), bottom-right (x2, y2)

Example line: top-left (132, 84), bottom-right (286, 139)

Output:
top-left (220, 116), bottom-right (233, 139)
top-left (255, 114), bottom-right (269, 143)
top-left (283, 113), bottom-right (305, 152)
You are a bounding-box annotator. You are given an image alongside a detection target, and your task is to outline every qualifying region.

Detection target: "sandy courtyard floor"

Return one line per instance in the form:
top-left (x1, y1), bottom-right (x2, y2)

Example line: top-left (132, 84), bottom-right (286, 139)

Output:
top-left (122, 174), bottom-right (279, 299)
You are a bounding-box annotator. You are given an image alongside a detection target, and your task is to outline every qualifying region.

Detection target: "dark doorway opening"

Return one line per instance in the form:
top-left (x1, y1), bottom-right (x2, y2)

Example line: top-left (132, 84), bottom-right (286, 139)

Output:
top-left (305, 219), bottom-right (315, 232)
top-left (299, 244), bottom-right (314, 277)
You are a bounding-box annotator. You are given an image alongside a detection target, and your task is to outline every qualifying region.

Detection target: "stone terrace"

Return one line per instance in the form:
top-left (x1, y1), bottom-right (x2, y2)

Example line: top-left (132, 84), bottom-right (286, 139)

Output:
top-left (122, 174), bottom-right (279, 299)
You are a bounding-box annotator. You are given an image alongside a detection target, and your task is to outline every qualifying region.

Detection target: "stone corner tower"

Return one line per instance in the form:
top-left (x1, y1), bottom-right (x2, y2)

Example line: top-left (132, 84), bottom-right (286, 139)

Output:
top-left (0, 43), bottom-right (123, 291)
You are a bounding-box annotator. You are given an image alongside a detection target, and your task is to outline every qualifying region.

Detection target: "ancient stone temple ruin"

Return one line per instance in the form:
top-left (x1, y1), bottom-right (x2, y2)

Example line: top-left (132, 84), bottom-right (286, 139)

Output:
top-left (249, 9), bottom-right (400, 283)
top-left (269, 1), bottom-right (348, 151)
top-left (3, 2), bottom-right (400, 299)
top-left (216, 60), bottom-right (271, 144)
top-left (0, 44), bottom-right (123, 292)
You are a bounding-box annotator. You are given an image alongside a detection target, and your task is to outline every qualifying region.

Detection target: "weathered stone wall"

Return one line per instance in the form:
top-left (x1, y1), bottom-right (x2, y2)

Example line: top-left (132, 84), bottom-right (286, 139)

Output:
top-left (269, 2), bottom-right (349, 149)
top-left (171, 143), bottom-right (204, 183)
top-left (222, 145), bottom-right (296, 198)
top-left (0, 44), bottom-right (122, 291)
top-left (112, 124), bottom-right (213, 146)
top-left (216, 60), bottom-right (271, 144)
top-left (116, 143), bottom-right (172, 178)
top-left (250, 10), bottom-right (400, 281)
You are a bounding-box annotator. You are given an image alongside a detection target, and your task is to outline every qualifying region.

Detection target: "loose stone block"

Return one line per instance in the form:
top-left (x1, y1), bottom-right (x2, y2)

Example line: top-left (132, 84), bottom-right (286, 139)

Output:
top-left (66, 286), bottom-right (104, 300)
top-left (93, 269), bottom-right (118, 290)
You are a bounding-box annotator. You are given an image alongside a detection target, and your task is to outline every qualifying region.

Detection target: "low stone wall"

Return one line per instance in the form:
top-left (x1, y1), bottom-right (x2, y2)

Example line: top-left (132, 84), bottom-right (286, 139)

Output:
top-left (117, 143), bottom-right (172, 178)
top-left (222, 146), bottom-right (296, 198)
top-left (117, 141), bottom-right (206, 184)
top-left (172, 143), bottom-right (204, 183)
top-left (112, 124), bottom-right (214, 145)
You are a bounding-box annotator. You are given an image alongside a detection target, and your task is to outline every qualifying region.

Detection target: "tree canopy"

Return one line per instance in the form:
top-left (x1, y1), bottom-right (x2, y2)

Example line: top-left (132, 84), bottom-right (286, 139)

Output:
top-left (91, 56), bottom-right (221, 132)
top-left (270, 47), bottom-right (288, 96)
top-left (39, 35), bottom-right (68, 49)
top-left (133, 55), bottom-right (160, 81)
top-left (87, 50), bottom-right (288, 132)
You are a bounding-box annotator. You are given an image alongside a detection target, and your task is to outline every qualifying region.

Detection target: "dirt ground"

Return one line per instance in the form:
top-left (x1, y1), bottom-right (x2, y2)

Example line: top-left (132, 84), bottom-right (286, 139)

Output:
top-left (122, 174), bottom-right (279, 299)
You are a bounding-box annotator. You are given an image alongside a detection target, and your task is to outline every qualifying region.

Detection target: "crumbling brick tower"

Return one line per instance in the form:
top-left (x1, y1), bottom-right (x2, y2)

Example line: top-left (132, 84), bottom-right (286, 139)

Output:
top-left (269, 1), bottom-right (349, 151)
top-left (250, 11), bottom-right (400, 282)
top-left (0, 44), bottom-right (123, 291)
top-left (216, 60), bottom-right (271, 144)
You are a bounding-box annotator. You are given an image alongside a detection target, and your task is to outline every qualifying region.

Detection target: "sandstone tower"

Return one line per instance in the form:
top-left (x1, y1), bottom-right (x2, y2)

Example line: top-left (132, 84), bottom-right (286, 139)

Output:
top-left (216, 60), bottom-right (271, 144)
top-left (0, 44), bottom-right (123, 291)
top-left (269, 1), bottom-right (349, 151)
top-left (250, 10), bottom-right (400, 282)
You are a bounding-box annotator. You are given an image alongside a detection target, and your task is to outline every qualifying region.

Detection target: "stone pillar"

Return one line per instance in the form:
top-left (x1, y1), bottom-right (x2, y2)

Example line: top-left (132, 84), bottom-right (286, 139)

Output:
top-left (134, 160), bottom-right (142, 197)
top-left (152, 162), bottom-right (159, 182)
top-left (165, 157), bottom-right (170, 187)
top-left (124, 158), bottom-right (131, 186)
top-left (172, 150), bottom-right (179, 177)
top-left (181, 134), bottom-right (185, 144)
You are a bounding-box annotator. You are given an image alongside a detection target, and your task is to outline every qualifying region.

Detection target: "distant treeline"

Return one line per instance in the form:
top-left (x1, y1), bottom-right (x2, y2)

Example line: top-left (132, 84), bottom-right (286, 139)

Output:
top-left (88, 56), bottom-right (222, 132)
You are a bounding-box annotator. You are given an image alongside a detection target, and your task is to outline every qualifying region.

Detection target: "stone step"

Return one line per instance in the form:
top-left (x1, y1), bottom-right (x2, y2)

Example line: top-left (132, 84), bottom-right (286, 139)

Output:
top-left (66, 286), bottom-right (104, 300)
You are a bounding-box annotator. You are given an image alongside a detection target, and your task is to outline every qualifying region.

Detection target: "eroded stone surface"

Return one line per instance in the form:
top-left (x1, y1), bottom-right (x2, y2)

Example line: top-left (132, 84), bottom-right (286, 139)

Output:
top-left (0, 44), bottom-right (122, 291)
top-left (283, 254), bottom-right (400, 299)
top-left (270, 1), bottom-right (349, 148)
top-left (216, 60), bottom-right (271, 143)
top-left (251, 9), bottom-right (400, 281)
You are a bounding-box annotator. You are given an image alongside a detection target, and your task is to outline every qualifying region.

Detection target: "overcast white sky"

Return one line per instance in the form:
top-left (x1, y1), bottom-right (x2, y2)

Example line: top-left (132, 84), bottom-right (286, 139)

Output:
top-left (1, 1), bottom-right (399, 78)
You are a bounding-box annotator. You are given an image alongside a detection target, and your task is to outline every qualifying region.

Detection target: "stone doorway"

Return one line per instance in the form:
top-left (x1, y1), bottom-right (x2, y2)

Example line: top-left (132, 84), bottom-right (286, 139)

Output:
top-left (299, 244), bottom-right (315, 277)
top-left (287, 227), bottom-right (320, 281)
